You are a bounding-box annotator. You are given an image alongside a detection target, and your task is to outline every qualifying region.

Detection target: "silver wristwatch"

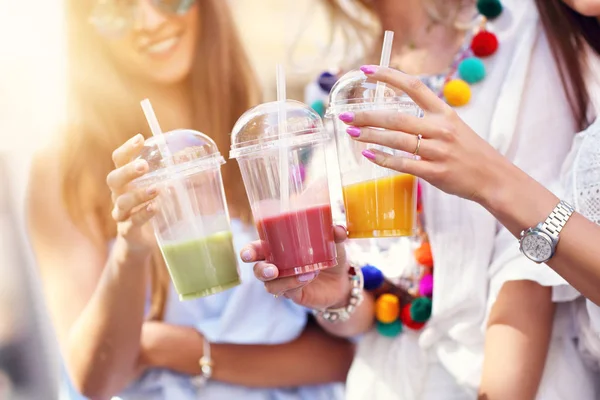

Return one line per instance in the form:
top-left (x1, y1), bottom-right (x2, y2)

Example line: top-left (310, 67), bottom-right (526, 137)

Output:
top-left (519, 200), bottom-right (575, 263)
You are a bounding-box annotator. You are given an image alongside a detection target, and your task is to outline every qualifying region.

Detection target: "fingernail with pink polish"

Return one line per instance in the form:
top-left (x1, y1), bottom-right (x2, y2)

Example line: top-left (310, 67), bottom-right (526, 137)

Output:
top-left (263, 266), bottom-right (277, 279)
top-left (346, 126), bottom-right (361, 137)
top-left (241, 249), bottom-right (253, 262)
top-left (360, 65), bottom-right (377, 75)
top-left (298, 272), bottom-right (316, 282)
top-left (362, 150), bottom-right (376, 160)
top-left (339, 112), bottom-right (354, 123)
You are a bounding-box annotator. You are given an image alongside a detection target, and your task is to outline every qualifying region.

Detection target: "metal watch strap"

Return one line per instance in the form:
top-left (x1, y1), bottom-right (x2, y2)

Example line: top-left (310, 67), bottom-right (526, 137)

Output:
top-left (541, 200), bottom-right (575, 238)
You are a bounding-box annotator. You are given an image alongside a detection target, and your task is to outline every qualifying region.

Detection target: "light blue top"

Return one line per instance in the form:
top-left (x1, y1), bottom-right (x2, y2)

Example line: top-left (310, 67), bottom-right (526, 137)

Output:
top-left (61, 219), bottom-right (344, 400)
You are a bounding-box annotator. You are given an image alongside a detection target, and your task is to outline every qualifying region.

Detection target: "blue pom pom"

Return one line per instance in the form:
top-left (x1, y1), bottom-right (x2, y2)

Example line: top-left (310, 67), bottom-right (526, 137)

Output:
top-left (310, 100), bottom-right (325, 117)
top-left (458, 57), bottom-right (486, 84)
top-left (376, 320), bottom-right (403, 337)
top-left (318, 72), bottom-right (337, 93)
top-left (362, 265), bottom-right (384, 290)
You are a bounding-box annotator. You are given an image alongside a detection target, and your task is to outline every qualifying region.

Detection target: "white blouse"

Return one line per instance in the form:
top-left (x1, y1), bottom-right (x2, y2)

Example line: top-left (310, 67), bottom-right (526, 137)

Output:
top-left (560, 117), bottom-right (600, 369)
top-left (318, 1), bottom-right (597, 398)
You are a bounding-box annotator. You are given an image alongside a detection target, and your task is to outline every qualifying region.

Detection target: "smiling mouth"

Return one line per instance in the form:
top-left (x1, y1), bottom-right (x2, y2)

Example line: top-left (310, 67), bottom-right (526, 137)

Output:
top-left (140, 34), bottom-right (182, 57)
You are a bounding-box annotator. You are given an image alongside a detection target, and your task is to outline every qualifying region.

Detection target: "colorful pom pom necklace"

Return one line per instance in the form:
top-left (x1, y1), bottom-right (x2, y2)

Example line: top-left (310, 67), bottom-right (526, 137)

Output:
top-left (360, 181), bottom-right (435, 338)
top-left (437, 0), bottom-right (504, 107)
top-left (310, 0), bottom-right (504, 112)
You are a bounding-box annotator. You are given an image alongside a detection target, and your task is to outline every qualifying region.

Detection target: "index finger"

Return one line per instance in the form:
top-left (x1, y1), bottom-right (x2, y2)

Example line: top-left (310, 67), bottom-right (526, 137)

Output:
top-left (360, 65), bottom-right (449, 114)
top-left (112, 134), bottom-right (145, 168)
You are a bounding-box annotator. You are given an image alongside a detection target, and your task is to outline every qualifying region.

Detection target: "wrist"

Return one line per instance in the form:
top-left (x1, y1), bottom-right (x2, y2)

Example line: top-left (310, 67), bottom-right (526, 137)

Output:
top-left (112, 235), bottom-right (152, 267)
top-left (329, 272), bottom-right (354, 309)
top-left (191, 331), bottom-right (213, 387)
top-left (478, 160), bottom-right (560, 236)
top-left (314, 265), bottom-right (364, 323)
top-left (475, 155), bottom-right (520, 213)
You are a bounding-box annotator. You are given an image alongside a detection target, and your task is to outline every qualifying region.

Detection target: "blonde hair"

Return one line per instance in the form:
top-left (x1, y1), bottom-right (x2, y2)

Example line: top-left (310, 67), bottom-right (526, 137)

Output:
top-left (322, 0), bottom-right (475, 66)
top-left (60, 0), bottom-right (260, 319)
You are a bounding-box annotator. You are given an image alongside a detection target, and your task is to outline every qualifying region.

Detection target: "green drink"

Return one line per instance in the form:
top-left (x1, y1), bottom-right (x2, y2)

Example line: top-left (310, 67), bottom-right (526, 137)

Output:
top-left (160, 231), bottom-right (241, 300)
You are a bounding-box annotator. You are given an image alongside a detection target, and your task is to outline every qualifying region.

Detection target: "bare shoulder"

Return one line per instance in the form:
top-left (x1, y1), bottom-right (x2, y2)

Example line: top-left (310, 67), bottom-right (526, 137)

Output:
top-left (26, 145), bottom-right (105, 268)
top-left (26, 146), bottom-right (69, 236)
top-left (26, 146), bottom-right (107, 343)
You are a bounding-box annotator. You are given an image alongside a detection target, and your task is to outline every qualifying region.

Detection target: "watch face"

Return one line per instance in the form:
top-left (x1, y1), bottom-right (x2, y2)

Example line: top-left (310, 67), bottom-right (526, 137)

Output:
top-left (521, 232), bottom-right (553, 263)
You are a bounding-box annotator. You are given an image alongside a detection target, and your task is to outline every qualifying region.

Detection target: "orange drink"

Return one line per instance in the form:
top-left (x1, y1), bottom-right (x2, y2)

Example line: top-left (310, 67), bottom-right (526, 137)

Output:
top-left (342, 174), bottom-right (417, 238)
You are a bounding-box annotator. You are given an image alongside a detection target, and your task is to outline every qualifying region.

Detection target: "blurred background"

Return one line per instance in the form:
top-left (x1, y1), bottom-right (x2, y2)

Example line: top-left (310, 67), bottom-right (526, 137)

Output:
top-left (0, 0), bottom-right (357, 398)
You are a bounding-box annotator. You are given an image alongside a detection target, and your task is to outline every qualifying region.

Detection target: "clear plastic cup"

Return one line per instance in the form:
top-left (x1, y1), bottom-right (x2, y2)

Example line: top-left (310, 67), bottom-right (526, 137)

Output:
top-left (327, 69), bottom-right (423, 239)
top-left (230, 100), bottom-right (337, 277)
top-left (132, 129), bottom-right (240, 300)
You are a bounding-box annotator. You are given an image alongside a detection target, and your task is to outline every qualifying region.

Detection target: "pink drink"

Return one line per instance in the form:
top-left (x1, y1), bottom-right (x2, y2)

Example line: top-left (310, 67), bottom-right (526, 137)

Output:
top-left (256, 205), bottom-right (337, 277)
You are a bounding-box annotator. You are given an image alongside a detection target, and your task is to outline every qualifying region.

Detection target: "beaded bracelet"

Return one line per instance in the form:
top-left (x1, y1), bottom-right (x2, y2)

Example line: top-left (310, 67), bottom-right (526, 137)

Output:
top-left (312, 265), bottom-right (364, 323)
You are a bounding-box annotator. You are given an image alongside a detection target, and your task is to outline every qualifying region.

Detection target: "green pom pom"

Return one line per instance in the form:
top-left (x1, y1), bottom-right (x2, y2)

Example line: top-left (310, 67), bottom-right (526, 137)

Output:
top-left (376, 320), bottom-right (403, 337)
top-left (477, 0), bottom-right (503, 19)
top-left (410, 297), bottom-right (432, 323)
top-left (310, 100), bottom-right (326, 117)
top-left (458, 57), bottom-right (486, 84)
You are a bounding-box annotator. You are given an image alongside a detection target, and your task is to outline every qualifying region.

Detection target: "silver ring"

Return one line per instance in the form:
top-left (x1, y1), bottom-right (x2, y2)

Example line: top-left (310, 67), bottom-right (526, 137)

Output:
top-left (413, 134), bottom-right (422, 156)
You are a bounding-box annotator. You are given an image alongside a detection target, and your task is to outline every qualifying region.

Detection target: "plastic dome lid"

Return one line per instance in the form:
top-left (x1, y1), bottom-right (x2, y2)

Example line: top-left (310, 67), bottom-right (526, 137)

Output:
top-left (230, 100), bottom-right (329, 159)
top-left (327, 69), bottom-right (423, 115)
top-left (132, 129), bottom-right (225, 187)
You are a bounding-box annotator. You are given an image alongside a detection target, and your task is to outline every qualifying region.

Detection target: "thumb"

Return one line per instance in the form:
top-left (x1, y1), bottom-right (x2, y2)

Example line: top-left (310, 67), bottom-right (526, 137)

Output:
top-left (333, 225), bottom-right (347, 244)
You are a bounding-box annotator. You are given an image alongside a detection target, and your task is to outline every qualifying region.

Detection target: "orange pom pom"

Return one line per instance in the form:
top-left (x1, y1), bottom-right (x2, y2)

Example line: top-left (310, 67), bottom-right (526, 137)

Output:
top-left (375, 294), bottom-right (401, 324)
top-left (415, 242), bottom-right (434, 268)
top-left (443, 79), bottom-right (471, 107)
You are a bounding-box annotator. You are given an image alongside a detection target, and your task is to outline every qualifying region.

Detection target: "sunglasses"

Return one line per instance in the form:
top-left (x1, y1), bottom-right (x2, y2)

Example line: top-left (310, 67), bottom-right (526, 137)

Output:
top-left (90, 0), bottom-right (197, 37)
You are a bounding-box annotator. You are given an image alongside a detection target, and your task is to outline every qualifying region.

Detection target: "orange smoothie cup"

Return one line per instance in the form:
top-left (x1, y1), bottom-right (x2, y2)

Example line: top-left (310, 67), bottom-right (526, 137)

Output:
top-left (328, 69), bottom-right (423, 238)
top-left (342, 174), bottom-right (417, 238)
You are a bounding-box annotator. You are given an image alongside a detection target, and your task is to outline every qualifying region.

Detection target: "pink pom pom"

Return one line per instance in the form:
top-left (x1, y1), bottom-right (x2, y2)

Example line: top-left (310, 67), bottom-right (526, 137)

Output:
top-left (419, 274), bottom-right (433, 297)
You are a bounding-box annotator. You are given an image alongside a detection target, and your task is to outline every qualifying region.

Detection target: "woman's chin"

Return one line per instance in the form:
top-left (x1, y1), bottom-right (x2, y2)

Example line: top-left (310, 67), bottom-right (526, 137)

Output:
top-left (564, 0), bottom-right (600, 17)
top-left (146, 66), bottom-right (192, 86)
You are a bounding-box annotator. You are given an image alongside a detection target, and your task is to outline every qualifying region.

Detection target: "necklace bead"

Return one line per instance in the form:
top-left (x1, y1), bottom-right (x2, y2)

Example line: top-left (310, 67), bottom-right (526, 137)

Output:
top-left (477, 0), bottom-right (504, 19)
top-left (458, 57), bottom-right (486, 84)
top-left (471, 30), bottom-right (499, 57)
top-left (443, 79), bottom-right (472, 107)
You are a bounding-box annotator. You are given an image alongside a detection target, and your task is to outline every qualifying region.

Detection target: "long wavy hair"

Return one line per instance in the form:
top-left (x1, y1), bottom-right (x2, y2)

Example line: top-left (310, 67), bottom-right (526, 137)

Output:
top-left (535, 0), bottom-right (600, 131)
top-left (60, 0), bottom-right (260, 319)
top-left (320, 0), bottom-right (475, 67)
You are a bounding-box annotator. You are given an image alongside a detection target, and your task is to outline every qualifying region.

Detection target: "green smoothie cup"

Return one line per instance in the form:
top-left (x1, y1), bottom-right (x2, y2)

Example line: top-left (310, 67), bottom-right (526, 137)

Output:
top-left (132, 101), bottom-right (240, 300)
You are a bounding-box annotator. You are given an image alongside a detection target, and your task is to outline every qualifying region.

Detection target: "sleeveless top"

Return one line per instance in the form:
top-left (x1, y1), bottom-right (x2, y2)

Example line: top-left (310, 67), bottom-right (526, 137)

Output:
top-left (61, 219), bottom-right (344, 400)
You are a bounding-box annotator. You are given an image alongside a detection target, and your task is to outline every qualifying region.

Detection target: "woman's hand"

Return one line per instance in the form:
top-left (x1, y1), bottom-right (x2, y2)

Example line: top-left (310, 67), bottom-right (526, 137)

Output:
top-left (240, 226), bottom-right (353, 310)
top-left (339, 65), bottom-right (512, 204)
top-left (107, 133), bottom-right (159, 254)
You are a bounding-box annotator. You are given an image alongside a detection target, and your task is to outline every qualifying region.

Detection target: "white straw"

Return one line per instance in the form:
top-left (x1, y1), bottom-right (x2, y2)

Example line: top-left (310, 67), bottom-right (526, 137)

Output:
top-left (276, 64), bottom-right (290, 213)
top-left (141, 99), bottom-right (172, 165)
top-left (140, 99), bottom-right (199, 236)
top-left (374, 30), bottom-right (394, 102)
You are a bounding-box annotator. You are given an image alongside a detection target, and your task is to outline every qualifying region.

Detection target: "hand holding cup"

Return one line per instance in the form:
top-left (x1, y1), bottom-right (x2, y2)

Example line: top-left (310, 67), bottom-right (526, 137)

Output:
top-left (340, 65), bottom-right (510, 204)
top-left (106, 133), bottom-right (159, 254)
top-left (240, 226), bottom-right (353, 310)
